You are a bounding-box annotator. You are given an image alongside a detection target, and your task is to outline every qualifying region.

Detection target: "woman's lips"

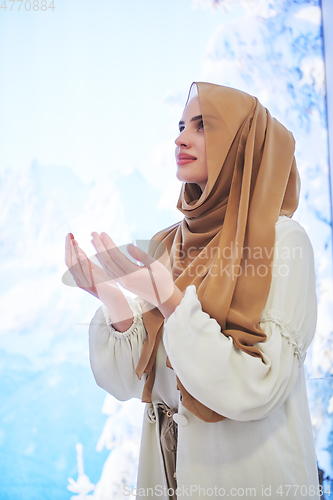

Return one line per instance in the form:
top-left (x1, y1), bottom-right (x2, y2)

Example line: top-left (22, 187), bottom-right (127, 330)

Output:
top-left (176, 154), bottom-right (197, 165)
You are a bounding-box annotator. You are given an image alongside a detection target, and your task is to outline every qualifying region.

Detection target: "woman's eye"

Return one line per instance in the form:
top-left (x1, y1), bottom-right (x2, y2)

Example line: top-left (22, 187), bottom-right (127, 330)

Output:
top-left (198, 119), bottom-right (204, 130)
top-left (179, 126), bottom-right (185, 133)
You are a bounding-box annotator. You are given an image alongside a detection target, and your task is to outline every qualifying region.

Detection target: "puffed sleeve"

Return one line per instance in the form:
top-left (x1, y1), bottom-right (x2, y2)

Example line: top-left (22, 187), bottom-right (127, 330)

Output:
top-left (163, 217), bottom-right (317, 421)
top-left (89, 296), bottom-right (146, 401)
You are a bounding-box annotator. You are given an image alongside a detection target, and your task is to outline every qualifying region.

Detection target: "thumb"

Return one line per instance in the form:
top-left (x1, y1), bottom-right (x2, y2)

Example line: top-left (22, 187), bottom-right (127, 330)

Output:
top-left (127, 244), bottom-right (156, 268)
top-left (91, 264), bottom-right (118, 288)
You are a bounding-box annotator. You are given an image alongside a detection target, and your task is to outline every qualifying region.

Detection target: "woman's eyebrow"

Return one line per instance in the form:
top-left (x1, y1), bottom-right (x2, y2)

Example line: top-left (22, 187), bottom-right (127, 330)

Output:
top-left (190, 114), bottom-right (203, 122)
top-left (178, 115), bottom-right (203, 127)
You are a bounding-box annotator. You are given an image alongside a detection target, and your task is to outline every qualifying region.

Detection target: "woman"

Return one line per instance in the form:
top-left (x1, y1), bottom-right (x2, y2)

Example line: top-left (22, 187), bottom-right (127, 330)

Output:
top-left (65, 83), bottom-right (320, 499)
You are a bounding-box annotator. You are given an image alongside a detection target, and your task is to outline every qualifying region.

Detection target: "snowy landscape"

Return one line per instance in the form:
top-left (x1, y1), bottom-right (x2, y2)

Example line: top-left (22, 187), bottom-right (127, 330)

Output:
top-left (0, 0), bottom-right (332, 498)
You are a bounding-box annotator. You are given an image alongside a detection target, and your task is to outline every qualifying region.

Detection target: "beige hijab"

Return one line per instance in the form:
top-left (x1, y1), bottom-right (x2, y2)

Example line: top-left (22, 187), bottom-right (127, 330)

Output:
top-left (136, 82), bottom-right (300, 423)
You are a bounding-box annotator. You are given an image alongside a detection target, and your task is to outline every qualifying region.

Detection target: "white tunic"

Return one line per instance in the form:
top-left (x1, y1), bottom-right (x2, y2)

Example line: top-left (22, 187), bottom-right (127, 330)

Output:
top-left (89, 216), bottom-right (320, 500)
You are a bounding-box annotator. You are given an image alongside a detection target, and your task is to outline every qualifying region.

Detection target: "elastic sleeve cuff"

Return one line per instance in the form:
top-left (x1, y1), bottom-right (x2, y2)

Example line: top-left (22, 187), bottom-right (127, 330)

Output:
top-left (101, 296), bottom-right (143, 339)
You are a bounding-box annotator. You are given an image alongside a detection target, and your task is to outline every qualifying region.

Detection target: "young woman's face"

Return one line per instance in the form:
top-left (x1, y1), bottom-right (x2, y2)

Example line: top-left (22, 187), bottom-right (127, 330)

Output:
top-left (175, 97), bottom-right (208, 191)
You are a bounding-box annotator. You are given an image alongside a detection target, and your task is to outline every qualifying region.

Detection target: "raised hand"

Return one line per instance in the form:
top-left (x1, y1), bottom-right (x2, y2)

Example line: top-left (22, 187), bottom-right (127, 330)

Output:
top-left (65, 233), bottom-right (117, 297)
top-left (90, 232), bottom-right (183, 317)
top-left (64, 233), bottom-right (133, 331)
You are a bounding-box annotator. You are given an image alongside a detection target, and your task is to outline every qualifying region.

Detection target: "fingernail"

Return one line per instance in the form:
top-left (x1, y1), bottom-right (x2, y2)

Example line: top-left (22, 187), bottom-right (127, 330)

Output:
top-left (69, 233), bottom-right (74, 240)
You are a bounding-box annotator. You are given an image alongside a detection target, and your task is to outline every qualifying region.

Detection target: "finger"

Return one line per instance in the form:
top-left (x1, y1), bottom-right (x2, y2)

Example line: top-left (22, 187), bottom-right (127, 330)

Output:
top-left (62, 244), bottom-right (111, 289)
top-left (74, 242), bottom-right (100, 275)
top-left (77, 252), bottom-right (93, 286)
top-left (89, 255), bottom-right (117, 285)
top-left (92, 232), bottom-right (138, 278)
top-left (91, 251), bottom-right (117, 281)
top-left (69, 235), bottom-right (84, 275)
top-left (64, 234), bottom-right (78, 287)
top-left (91, 232), bottom-right (116, 270)
top-left (100, 233), bottom-right (141, 275)
top-left (65, 235), bottom-right (81, 279)
top-left (99, 232), bottom-right (117, 249)
top-left (72, 242), bottom-right (104, 279)
top-left (72, 240), bottom-right (85, 274)
top-left (87, 256), bottom-right (107, 278)
top-left (91, 235), bottom-right (119, 279)
top-left (68, 239), bottom-right (90, 288)
top-left (127, 244), bottom-right (156, 268)
top-left (65, 233), bottom-right (75, 269)
top-left (74, 241), bottom-right (88, 259)
top-left (90, 265), bottom-right (117, 288)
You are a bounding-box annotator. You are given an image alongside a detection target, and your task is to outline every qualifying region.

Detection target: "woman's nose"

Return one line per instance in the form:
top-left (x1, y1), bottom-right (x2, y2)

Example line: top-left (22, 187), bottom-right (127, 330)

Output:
top-left (175, 130), bottom-right (189, 148)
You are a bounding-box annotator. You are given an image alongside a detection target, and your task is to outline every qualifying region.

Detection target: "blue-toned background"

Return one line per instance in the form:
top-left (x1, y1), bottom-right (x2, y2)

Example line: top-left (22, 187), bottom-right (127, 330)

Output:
top-left (0, 0), bottom-right (332, 498)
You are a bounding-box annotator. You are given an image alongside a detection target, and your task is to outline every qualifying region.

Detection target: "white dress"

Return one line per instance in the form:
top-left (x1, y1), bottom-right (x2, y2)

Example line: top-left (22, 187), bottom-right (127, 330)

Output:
top-left (89, 216), bottom-right (320, 500)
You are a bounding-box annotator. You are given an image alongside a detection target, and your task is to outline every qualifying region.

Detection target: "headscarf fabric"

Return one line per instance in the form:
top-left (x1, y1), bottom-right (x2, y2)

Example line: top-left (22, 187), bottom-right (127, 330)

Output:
top-left (135, 82), bottom-right (300, 423)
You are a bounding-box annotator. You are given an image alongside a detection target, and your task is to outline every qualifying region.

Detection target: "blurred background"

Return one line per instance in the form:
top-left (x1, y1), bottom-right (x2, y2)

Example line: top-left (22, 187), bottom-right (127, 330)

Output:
top-left (0, 0), bottom-right (332, 498)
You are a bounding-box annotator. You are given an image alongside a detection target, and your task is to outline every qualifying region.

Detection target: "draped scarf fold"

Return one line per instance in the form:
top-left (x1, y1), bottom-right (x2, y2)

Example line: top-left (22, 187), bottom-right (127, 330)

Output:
top-left (135, 82), bottom-right (300, 423)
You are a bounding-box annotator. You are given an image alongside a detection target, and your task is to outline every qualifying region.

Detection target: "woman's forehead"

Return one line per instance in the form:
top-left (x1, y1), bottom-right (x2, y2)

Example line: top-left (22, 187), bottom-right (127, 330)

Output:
top-left (181, 97), bottom-right (201, 121)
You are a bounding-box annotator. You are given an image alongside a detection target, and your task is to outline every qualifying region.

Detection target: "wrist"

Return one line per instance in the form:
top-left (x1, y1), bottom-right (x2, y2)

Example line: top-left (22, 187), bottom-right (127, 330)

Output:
top-left (158, 285), bottom-right (184, 320)
top-left (103, 296), bottom-right (134, 333)
top-left (104, 304), bottom-right (134, 332)
top-left (111, 316), bottom-right (134, 333)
